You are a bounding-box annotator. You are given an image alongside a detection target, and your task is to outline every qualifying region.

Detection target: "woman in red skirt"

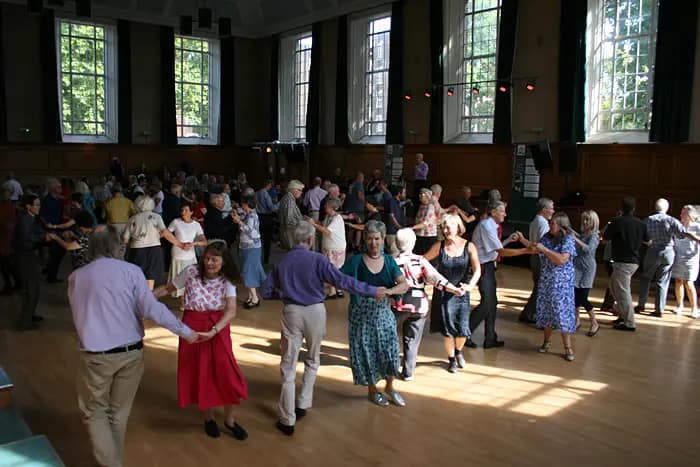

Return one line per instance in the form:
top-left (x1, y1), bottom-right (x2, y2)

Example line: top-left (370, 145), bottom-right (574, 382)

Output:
top-left (154, 241), bottom-right (249, 439)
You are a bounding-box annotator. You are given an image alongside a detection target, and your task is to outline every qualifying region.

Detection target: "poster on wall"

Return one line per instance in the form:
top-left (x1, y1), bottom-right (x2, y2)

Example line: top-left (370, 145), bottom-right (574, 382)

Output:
top-left (384, 144), bottom-right (404, 186)
top-left (508, 143), bottom-right (540, 227)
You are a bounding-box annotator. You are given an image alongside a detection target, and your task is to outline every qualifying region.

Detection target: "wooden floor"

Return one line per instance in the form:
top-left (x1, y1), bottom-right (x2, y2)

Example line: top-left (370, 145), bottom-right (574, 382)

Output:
top-left (1, 261), bottom-right (699, 467)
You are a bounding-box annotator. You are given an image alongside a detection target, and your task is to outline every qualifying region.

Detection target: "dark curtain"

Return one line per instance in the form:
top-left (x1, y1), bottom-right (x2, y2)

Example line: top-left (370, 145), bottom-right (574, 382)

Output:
top-left (117, 20), bottom-right (132, 144)
top-left (159, 26), bottom-right (177, 145)
top-left (334, 16), bottom-right (349, 146)
top-left (558, 0), bottom-right (586, 143)
top-left (428, 0), bottom-right (443, 144)
top-left (492, 0), bottom-right (518, 144)
top-left (305, 22), bottom-right (321, 146)
top-left (40, 9), bottom-right (61, 143)
top-left (220, 36), bottom-right (236, 145)
top-left (270, 35), bottom-right (279, 140)
top-left (0, 4), bottom-right (7, 144)
top-left (386, 0), bottom-right (405, 145)
top-left (650, 0), bottom-right (699, 142)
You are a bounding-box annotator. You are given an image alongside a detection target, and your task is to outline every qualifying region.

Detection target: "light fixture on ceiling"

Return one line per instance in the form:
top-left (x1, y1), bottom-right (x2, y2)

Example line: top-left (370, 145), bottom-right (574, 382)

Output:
top-left (423, 88), bottom-right (432, 98)
top-left (471, 86), bottom-right (480, 95)
top-left (525, 80), bottom-right (536, 91)
top-left (446, 87), bottom-right (454, 97)
top-left (404, 90), bottom-right (412, 101)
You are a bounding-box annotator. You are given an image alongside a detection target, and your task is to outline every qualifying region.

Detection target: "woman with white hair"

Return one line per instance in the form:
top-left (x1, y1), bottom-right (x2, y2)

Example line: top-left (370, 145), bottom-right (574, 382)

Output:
top-left (672, 205), bottom-right (700, 318)
top-left (411, 188), bottom-right (438, 255)
top-left (308, 197), bottom-right (347, 298)
top-left (341, 220), bottom-right (409, 406)
top-left (519, 212), bottom-right (577, 361)
top-left (124, 195), bottom-right (186, 289)
top-left (424, 214), bottom-right (481, 372)
top-left (394, 227), bottom-right (468, 380)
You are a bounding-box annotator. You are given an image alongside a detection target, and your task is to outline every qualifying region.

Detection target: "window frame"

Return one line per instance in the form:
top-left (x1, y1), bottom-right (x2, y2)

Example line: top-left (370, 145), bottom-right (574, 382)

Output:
top-left (174, 34), bottom-right (221, 146)
top-left (443, 0), bottom-right (502, 144)
top-left (55, 18), bottom-right (118, 144)
top-left (278, 30), bottom-right (313, 142)
top-left (585, 0), bottom-right (659, 143)
top-left (348, 9), bottom-right (392, 145)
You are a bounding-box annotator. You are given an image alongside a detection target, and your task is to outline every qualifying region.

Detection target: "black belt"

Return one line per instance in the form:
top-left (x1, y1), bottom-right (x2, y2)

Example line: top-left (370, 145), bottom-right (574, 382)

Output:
top-left (86, 341), bottom-right (143, 355)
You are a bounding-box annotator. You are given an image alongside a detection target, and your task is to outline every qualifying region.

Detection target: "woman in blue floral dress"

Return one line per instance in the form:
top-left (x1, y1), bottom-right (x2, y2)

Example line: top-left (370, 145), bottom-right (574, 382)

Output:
top-left (341, 220), bottom-right (409, 407)
top-left (519, 212), bottom-right (577, 361)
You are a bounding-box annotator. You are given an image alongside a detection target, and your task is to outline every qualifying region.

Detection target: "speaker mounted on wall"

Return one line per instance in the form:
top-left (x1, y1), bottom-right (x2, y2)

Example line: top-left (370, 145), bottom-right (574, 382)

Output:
top-left (28, 0), bottom-right (43, 14)
top-left (529, 140), bottom-right (553, 172)
top-left (198, 8), bottom-right (212, 29)
top-left (219, 17), bottom-right (232, 37)
top-left (180, 15), bottom-right (193, 35)
top-left (558, 141), bottom-right (578, 173)
top-left (76, 0), bottom-right (91, 18)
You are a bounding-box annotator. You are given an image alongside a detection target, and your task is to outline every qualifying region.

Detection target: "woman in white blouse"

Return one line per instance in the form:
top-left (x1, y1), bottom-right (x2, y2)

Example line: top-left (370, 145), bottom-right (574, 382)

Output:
top-left (309, 197), bottom-right (347, 298)
top-left (123, 195), bottom-right (183, 290)
top-left (154, 242), bottom-right (248, 440)
top-left (167, 201), bottom-right (208, 298)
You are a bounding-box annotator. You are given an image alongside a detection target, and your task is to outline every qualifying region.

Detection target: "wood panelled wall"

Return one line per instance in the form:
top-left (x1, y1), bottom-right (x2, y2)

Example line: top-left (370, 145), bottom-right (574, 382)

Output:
top-left (311, 143), bottom-right (700, 222)
top-left (0, 143), bottom-right (697, 223)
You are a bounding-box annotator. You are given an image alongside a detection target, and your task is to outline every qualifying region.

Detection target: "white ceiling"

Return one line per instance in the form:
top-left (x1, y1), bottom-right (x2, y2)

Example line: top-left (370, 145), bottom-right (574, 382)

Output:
top-left (12, 0), bottom-right (392, 38)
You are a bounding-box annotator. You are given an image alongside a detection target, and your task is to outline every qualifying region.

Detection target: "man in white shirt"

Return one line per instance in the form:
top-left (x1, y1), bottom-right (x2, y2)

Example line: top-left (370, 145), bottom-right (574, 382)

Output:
top-left (69, 226), bottom-right (200, 467)
top-left (519, 198), bottom-right (554, 323)
top-left (471, 202), bottom-right (533, 348)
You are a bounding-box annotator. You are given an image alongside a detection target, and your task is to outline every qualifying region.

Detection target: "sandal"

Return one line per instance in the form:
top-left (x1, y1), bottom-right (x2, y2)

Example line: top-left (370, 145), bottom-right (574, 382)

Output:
top-left (243, 300), bottom-right (260, 309)
top-left (537, 341), bottom-right (551, 353)
top-left (586, 324), bottom-right (600, 337)
top-left (564, 347), bottom-right (575, 362)
top-left (326, 293), bottom-right (338, 300)
top-left (336, 291), bottom-right (345, 298)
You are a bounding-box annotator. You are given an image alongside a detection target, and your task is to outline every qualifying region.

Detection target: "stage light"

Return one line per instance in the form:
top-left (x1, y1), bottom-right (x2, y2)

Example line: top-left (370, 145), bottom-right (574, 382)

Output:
top-left (404, 90), bottom-right (412, 101)
top-left (423, 88), bottom-right (432, 98)
top-left (471, 86), bottom-right (480, 95)
top-left (525, 80), bottom-right (536, 91)
top-left (180, 15), bottom-right (193, 35)
top-left (447, 87), bottom-right (454, 97)
top-left (76, 0), bottom-right (91, 18)
top-left (498, 83), bottom-right (509, 93)
top-left (265, 146), bottom-right (273, 153)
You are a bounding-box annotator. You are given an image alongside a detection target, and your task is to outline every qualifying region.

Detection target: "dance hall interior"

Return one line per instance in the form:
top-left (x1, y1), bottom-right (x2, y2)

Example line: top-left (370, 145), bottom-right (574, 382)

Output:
top-left (0, 0), bottom-right (699, 466)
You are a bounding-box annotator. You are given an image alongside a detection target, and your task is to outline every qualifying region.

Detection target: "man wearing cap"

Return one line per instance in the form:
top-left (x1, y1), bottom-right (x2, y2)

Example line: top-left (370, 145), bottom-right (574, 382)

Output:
top-left (279, 180), bottom-right (305, 250)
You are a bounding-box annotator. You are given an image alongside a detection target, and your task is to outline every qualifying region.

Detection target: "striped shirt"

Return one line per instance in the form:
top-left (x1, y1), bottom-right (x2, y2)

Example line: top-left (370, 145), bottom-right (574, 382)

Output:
top-left (278, 192), bottom-right (303, 229)
top-left (394, 253), bottom-right (448, 314)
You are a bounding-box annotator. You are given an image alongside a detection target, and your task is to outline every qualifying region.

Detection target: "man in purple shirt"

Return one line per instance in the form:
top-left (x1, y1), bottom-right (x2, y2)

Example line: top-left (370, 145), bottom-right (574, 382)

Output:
top-left (413, 153), bottom-right (429, 206)
top-left (262, 221), bottom-right (386, 436)
top-left (68, 226), bottom-right (199, 467)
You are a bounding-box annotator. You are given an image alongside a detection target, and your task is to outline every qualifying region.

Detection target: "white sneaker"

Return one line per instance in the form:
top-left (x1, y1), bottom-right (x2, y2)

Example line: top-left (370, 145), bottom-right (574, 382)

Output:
top-left (674, 306), bottom-right (684, 316)
top-left (691, 309), bottom-right (700, 319)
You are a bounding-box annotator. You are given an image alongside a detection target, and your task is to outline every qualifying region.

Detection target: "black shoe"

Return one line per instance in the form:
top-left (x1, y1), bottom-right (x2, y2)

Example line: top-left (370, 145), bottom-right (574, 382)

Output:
top-left (483, 340), bottom-right (505, 349)
top-left (224, 422), bottom-right (248, 441)
top-left (447, 359), bottom-right (458, 373)
top-left (650, 311), bottom-right (663, 318)
top-left (204, 420), bottom-right (220, 438)
top-left (612, 323), bottom-right (636, 332)
top-left (336, 291), bottom-right (344, 298)
top-left (634, 305), bottom-right (643, 314)
top-left (464, 339), bottom-right (477, 349)
top-left (243, 300), bottom-right (260, 310)
top-left (276, 420), bottom-right (294, 436)
top-left (612, 318), bottom-right (623, 325)
top-left (32, 315), bottom-right (44, 323)
top-left (295, 408), bottom-right (307, 421)
top-left (455, 353), bottom-right (467, 369)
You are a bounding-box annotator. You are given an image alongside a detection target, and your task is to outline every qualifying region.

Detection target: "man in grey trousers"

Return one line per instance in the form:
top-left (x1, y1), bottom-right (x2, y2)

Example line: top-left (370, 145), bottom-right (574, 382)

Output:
top-left (262, 221), bottom-right (386, 436)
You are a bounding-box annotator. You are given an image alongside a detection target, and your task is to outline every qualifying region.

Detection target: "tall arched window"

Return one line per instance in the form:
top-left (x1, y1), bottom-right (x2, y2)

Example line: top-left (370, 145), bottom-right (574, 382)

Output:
top-left (586, 0), bottom-right (659, 142)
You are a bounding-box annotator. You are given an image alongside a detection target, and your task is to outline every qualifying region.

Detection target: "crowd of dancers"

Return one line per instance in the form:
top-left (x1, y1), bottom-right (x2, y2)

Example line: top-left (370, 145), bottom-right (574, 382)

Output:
top-left (2, 154), bottom-right (699, 466)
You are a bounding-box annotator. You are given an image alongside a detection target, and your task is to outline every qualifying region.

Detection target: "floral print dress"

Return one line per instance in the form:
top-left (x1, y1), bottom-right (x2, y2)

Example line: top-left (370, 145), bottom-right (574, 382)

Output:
top-left (536, 234), bottom-right (577, 333)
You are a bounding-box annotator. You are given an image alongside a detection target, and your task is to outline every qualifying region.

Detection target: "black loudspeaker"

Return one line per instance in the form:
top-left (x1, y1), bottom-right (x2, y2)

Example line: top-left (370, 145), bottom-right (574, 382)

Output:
top-left (198, 8), bottom-right (212, 28)
top-left (559, 141), bottom-right (578, 173)
top-left (47, 0), bottom-right (65, 5)
top-left (76, 0), bottom-right (91, 17)
top-left (180, 15), bottom-right (192, 35)
top-left (219, 17), bottom-right (232, 37)
top-left (28, 0), bottom-right (43, 14)
top-left (285, 144), bottom-right (307, 163)
top-left (529, 140), bottom-right (553, 172)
